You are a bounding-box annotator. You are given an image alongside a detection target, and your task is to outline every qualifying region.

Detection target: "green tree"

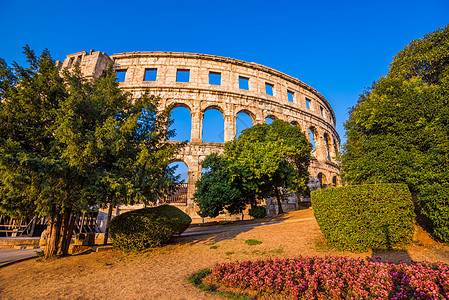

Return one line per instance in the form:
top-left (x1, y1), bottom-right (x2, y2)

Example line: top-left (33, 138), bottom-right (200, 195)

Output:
top-left (193, 153), bottom-right (248, 218)
top-left (194, 119), bottom-right (311, 217)
top-left (59, 65), bottom-right (182, 244)
top-left (0, 47), bottom-right (182, 258)
top-left (342, 25), bottom-right (449, 242)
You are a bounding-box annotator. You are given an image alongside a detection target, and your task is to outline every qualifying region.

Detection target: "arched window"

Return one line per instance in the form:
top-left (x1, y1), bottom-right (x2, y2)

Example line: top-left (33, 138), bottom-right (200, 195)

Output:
top-left (202, 108), bottom-right (224, 143)
top-left (168, 161), bottom-right (189, 183)
top-left (324, 133), bottom-right (331, 161)
top-left (236, 112), bottom-right (253, 138)
top-left (265, 116), bottom-right (275, 125)
top-left (166, 161), bottom-right (189, 203)
top-left (333, 138), bottom-right (339, 157)
top-left (317, 172), bottom-right (328, 189)
top-left (168, 106), bottom-right (191, 142)
top-left (308, 128), bottom-right (316, 150)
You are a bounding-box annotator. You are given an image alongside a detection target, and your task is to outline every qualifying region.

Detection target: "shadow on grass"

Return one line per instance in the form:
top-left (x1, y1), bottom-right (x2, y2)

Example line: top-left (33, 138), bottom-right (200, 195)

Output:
top-left (174, 212), bottom-right (295, 246)
top-left (371, 249), bottom-right (412, 264)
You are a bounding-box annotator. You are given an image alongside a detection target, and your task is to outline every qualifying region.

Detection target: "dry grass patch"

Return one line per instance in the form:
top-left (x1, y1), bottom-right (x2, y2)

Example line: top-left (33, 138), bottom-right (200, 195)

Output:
top-left (0, 209), bottom-right (448, 299)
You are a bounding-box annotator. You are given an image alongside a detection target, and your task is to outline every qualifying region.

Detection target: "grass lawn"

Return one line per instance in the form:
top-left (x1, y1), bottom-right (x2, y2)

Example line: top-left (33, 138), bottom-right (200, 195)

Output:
top-left (0, 208), bottom-right (448, 299)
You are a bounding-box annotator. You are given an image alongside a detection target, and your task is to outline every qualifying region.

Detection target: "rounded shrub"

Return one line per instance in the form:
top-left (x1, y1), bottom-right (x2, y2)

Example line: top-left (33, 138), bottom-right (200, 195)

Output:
top-left (249, 206), bottom-right (267, 219)
top-left (311, 183), bottom-right (415, 252)
top-left (109, 204), bottom-right (192, 252)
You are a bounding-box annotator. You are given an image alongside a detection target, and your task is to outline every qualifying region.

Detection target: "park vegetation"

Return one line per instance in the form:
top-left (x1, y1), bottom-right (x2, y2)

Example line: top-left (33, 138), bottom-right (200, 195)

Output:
top-left (109, 205), bottom-right (191, 252)
top-left (342, 25), bottom-right (449, 242)
top-left (311, 184), bottom-right (415, 252)
top-left (0, 47), bottom-right (183, 258)
top-left (194, 119), bottom-right (312, 218)
top-left (196, 256), bottom-right (449, 299)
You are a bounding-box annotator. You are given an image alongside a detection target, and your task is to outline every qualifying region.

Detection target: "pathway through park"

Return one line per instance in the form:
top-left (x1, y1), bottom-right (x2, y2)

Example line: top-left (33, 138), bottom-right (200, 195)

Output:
top-left (1, 209), bottom-right (448, 299)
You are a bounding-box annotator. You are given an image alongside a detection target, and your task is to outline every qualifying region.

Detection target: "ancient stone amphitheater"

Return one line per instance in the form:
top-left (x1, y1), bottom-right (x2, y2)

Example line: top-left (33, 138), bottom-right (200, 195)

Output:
top-left (57, 50), bottom-right (340, 219)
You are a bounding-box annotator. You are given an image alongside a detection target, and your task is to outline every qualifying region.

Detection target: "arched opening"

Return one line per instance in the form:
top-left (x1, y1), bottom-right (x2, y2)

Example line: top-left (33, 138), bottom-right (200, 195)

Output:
top-left (290, 121), bottom-right (299, 127)
top-left (166, 161), bottom-right (189, 203)
top-left (168, 161), bottom-right (189, 182)
top-left (236, 112), bottom-right (253, 138)
top-left (202, 108), bottom-right (224, 143)
top-left (324, 133), bottom-right (331, 161)
top-left (265, 115), bottom-right (276, 125)
top-left (168, 106), bottom-right (191, 142)
top-left (333, 138), bottom-right (339, 157)
top-left (308, 128), bottom-right (316, 150)
top-left (332, 175), bottom-right (338, 187)
top-left (317, 172), bottom-right (328, 189)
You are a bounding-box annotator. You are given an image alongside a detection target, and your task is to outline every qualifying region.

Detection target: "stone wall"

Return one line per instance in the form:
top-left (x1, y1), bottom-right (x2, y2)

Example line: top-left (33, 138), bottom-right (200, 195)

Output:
top-left (57, 50), bottom-right (340, 221)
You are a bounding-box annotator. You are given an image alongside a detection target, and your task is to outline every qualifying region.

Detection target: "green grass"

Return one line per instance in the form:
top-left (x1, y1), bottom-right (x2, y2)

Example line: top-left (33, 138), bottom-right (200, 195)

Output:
top-left (250, 246), bottom-right (284, 256)
top-left (188, 268), bottom-right (211, 286)
top-left (245, 239), bottom-right (262, 246)
top-left (225, 251), bottom-right (235, 255)
top-left (188, 269), bottom-right (253, 300)
top-left (413, 240), bottom-right (424, 247)
top-left (210, 245), bottom-right (219, 249)
top-left (315, 238), bottom-right (334, 252)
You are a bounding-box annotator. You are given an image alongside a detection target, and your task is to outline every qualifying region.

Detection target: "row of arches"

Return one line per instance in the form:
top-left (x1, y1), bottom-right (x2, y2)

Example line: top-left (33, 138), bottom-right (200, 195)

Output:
top-left (317, 172), bottom-right (339, 188)
top-left (168, 106), bottom-right (338, 161)
top-left (166, 160), bottom-right (340, 204)
top-left (170, 162), bottom-right (339, 187)
top-left (169, 106), bottom-right (282, 143)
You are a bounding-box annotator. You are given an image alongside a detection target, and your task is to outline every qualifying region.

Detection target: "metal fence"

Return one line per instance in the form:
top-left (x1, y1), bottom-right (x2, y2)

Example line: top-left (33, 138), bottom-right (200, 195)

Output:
top-left (163, 183), bottom-right (188, 204)
top-left (0, 212), bottom-right (100, 237)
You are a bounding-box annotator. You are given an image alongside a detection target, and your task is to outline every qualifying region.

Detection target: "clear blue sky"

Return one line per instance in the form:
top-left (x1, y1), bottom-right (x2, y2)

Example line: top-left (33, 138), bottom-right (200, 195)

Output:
top-left (1, 0), bottom-right (448, 180)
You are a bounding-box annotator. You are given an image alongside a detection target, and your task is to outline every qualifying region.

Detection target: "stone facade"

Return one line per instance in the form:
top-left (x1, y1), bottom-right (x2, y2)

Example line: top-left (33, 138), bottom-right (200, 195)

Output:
top-left (57, 50), bottom-right (340, 220)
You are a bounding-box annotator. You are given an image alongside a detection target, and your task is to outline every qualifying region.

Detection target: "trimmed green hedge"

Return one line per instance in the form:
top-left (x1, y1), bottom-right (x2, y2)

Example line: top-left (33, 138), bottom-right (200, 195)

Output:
top-left (249, 206), bottom-right (267, 219)
top-left (419, 182), bottom-right (449, 242)
top-left (109, 204), bottom-right (192, 252)
top-left (311, 184), bottom-right (415, 252)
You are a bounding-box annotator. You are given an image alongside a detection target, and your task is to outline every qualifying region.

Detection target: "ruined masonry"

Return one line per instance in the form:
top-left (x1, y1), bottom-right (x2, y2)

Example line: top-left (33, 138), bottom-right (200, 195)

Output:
top-left (57, 50), bottom-right (340, 221)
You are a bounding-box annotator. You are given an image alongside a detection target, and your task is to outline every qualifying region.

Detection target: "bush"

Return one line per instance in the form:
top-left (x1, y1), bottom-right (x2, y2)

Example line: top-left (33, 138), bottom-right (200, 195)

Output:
top-left (210, 256), bottom-right (449, 299)
top-left (418, 182), bottom-right (449, 242)
top-left (109, 204), bottom-right (192, 252)
top-left (311, 183), bottom-right (415, 252)
top-left (248, 206), bottom-right (266, 219)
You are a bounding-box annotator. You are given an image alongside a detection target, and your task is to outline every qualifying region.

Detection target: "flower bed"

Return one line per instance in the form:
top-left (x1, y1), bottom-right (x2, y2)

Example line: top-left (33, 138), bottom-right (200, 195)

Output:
top-left (210, 256), bottom-right (449, 299)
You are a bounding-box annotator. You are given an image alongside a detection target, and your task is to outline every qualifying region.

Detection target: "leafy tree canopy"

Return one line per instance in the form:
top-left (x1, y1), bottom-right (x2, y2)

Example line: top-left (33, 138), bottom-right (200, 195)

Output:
top-left (194, 119), bottom-right (311, 218)
top-left (342, 25), bottom-right (449, 241)
top-left (0, 47), bottom-right (182, 257)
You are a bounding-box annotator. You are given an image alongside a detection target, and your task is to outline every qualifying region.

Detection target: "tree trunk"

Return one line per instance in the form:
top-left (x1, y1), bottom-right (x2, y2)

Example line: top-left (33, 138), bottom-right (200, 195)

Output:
top-left (44, 208), bottom-right (62, 259)
top-left (103, 204), bottom-right (113, 245)
top-left (250, 195), bottom-right (257, 209)
top-left (60, 213), bottom-right (76, 256)
top-left (274, 187), bottom-right (284, 214)
top-left (57, 210), bottom-right (71, 256)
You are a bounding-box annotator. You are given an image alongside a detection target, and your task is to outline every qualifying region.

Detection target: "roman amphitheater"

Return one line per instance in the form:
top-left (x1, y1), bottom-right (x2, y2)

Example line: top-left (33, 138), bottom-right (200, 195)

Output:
top-left (57, 50), bottom-right (340, 219)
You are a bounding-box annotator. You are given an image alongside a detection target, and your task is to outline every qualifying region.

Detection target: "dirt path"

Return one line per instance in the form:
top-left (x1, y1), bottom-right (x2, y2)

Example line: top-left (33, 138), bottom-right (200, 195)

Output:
top-left (1, 209), bottom-right (448, 299)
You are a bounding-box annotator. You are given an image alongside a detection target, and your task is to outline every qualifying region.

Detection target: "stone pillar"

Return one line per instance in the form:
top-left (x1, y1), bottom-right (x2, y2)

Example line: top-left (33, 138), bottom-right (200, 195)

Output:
top-left (223, 114), bottom-right (237, 142)
top-left (315, 130), bottom-right (326, 162)
top-left (191, 110), bottom-right (203, 143)
top-left (187, 170), bottom-right (202, 205)
top-left (324, 134), bottom-right (331, 161)
top-left (254, 116), bottom-right (265, 125)
top-left (332, 137), bottom-right (340, 163)
top-left (328, 135), bottom-right (336, 162)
